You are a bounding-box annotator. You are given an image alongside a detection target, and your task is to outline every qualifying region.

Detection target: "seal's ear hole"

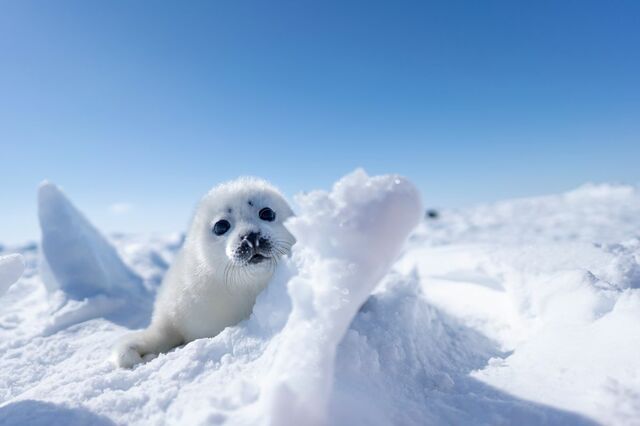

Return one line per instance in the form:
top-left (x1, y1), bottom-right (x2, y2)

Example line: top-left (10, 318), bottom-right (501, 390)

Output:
top-left (259, 207), bottom-right (276, 222)
top-left (213, 219), bottom-right (231, 236)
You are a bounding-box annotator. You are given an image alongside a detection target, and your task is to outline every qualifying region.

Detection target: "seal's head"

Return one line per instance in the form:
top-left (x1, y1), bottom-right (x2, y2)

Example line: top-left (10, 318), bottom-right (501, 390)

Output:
top-left (188, 177), bottom-right (295, 286)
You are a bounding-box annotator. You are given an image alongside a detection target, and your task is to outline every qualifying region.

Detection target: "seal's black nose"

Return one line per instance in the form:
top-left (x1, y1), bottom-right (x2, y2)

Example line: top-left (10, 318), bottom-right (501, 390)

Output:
top-left (244, 232), bottom-right (260, 247)
top-left (241, 232), bottom-right (270, 250)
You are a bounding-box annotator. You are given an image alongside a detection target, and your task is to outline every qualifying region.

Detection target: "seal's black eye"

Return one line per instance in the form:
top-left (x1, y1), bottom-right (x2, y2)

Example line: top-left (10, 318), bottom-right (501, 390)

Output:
top-left (259, 207), bottom-right (276, 222)
top-left (213, 219), bottom-right (231, 236)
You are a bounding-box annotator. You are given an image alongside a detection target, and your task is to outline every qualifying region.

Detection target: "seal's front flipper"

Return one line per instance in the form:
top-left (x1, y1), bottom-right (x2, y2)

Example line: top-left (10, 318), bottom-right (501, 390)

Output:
top-left (111, 323), bottom-right (183, 368)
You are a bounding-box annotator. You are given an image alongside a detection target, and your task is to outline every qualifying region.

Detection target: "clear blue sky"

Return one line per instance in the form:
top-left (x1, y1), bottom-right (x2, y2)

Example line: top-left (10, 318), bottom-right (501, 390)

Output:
top-left (1, 0), bottom-right (639, 243)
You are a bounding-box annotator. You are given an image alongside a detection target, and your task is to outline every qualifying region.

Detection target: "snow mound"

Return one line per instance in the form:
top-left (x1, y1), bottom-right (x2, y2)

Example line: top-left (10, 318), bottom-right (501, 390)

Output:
top-left (38, 182), bottom-right (150, 333)
top-left (330, 273), bottom-right (595, 425)
top-left (0, 254), bottom-right (24, 296)
top-left (256, 169), bottom-right (423, 425)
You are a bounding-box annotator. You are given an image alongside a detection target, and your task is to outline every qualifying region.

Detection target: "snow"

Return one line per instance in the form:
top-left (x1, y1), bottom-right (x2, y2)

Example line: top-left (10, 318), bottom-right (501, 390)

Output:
top-left (255, 170), bottom-right (422, 425)
top-left (1, 173), bottom-right (640, 425)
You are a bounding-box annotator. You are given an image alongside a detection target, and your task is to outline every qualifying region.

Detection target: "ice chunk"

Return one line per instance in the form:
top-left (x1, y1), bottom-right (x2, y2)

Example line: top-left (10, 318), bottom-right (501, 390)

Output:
top-left (0, 253), bottom-right (24, 296)
top-left (37, 182), bottom-right (150, 331)
top-left (38, 182), bottom-right (142, 299)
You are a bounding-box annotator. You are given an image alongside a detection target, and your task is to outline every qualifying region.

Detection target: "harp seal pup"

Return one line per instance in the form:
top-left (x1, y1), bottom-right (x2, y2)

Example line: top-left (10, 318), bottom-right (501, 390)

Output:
top-left (112, 177), bottom-right (295, 368)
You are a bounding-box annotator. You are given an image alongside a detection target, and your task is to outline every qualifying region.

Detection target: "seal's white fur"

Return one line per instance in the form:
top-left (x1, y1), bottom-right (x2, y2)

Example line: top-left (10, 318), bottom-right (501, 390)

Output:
top-left (112, 178), bottom-right (295, 368)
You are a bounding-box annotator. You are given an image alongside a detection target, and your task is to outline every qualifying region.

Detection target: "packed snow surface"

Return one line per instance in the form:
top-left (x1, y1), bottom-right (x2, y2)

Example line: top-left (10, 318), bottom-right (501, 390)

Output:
top-left (1, 172), bottom-right (640, 425)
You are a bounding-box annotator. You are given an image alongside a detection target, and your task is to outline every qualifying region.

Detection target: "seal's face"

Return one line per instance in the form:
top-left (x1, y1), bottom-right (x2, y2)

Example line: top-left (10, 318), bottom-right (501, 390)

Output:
top-left (190, 178), bottom-right (295, 287)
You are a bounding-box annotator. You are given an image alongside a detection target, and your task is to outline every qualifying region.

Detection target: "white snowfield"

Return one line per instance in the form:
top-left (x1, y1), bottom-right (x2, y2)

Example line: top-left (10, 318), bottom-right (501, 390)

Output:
top-left (1, 171), bottom-right (639, 425)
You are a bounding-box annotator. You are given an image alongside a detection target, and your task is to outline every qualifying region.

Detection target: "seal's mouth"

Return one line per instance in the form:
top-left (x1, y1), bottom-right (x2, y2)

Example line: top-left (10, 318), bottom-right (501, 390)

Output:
top-left (249, 254), bottom-right (268, 264)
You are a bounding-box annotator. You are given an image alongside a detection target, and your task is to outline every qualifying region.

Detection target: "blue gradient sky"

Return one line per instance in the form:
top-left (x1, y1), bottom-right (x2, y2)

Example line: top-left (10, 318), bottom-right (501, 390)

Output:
top-left (1, 0), bottom-right (639, 243)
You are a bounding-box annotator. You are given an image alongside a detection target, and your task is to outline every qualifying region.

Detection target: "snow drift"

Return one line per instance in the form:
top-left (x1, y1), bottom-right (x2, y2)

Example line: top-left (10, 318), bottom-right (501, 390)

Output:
top-left (1, 175), bottom-right (639, 425)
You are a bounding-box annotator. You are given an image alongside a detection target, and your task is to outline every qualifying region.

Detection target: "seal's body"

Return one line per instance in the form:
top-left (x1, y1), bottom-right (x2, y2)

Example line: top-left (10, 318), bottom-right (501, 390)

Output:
top-left (112, 178), bottom-right (295, 368)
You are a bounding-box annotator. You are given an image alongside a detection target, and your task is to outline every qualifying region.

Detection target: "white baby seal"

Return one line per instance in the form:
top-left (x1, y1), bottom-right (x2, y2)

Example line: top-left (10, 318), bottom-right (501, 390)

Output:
top-left (112, 177), bottom-right (295, 368)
